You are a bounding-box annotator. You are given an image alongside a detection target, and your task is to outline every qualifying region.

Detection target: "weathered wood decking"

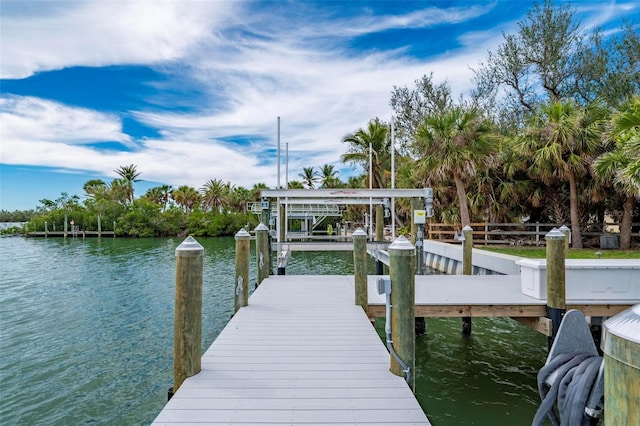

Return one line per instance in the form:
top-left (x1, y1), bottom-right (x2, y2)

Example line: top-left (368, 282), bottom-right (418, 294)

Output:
top-left (152, 275), bottom-right (430, 425)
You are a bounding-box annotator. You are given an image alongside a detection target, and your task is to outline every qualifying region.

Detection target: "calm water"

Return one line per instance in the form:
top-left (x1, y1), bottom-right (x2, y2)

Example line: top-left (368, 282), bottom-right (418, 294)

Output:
top-left (0, 236), bottom-right (547, 425)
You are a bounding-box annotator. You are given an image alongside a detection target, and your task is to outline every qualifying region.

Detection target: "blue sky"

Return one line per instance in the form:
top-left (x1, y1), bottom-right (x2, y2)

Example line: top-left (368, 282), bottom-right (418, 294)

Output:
top-left (1, 0), bottom-right (638, 211)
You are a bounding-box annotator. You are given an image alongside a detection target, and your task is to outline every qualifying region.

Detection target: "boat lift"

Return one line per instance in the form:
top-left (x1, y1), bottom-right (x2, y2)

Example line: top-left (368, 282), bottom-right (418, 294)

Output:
top-left (258, 188), bottom-right (433, 273)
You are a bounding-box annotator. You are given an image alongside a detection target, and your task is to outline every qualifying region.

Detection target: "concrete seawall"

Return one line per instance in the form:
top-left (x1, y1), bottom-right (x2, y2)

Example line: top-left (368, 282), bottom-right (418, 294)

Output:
top-left (424, 240), bottom-right (522, 275)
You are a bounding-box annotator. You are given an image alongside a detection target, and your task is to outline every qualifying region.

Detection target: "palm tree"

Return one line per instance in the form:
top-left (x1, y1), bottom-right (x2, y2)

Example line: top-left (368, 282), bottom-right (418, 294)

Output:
top-left (319, 164), bottom-right (342, 188)
top-left (230, 186), bottom-right (251, 213)
top-left (250, 183), bottom-right (269, 201)
top-left (416, 106), bottom-right (496, 226)
top-left (341, 118), bottom-right (389, 189)
top-left (158, 184), bottom-right (172, 212)
top-left (108, 179), bottom-right (130, 206)
top-left (201, 179), bottom-right (230, 212)
top-left (143, 186), bottom-right (169, 210)
top-left (171, 185), bottom-right (201, 214)
top-left (517, 101), bottom-right (605, 248)
top-left (299, 167), bottom-right (319, 189)
top-left (83, 179), bottom-right (107, 197)
top-left (594, 96), bottom-right (640, 249)
top-left (114, 164), bottom-right (142, 204)
top-left (288, 180), bottom-right (304, 189)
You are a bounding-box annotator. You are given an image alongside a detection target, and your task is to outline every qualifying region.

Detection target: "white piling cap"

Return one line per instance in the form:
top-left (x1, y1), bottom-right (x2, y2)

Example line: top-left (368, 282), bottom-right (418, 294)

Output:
top-left (235, 228), bottom-right (251, 239)
top-left (558, 225), bottom-right (570, 233)
top-left (545, 228), bottom-right (565, 239)
top-left (255, 223), bottom-right (269, 231)
top-left (352, 228), bottom-right (367, 237)
top-left (462, 225), bottom-right (473, 232)
top-left (388, 235), bottom-right (415, 251)
top-left (175, 235), bottom-right (204, 253)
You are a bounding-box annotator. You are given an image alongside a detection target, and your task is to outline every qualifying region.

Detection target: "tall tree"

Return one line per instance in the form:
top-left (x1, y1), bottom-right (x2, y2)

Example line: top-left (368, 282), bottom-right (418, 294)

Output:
top-left (114, 164), bottom-right (142, 204)
top-left (299, 167), bottom-right (319, 189)
top-left (108, 179), bottom-right (130, 206)
top-left (416, 106), bottom-right (496, 226)
top-left (250, 183), bottom-right (269, 201)
top-left (171, 185), bottom-right (201, 214)
top-left (473, 0), bottom-right (585, 124)
top-left (83, 179), bottom-right (107, 197)
top-left (201, 179), bottom-right (230, 212)
top-left (390, 73), bottom-right (453, 153)
top-left (517, 101), bottom-right (605, 248)
top-left (594, 96), bottom-right (640, 249)
top-left (341, 118), bottom-right (389, 189)
top-left (319, 164), bottom-right (341, 188)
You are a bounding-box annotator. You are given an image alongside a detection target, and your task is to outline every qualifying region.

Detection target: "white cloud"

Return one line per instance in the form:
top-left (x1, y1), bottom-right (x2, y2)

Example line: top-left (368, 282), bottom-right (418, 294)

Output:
top-left (0, 0), bottom-right (235, 79)
top-left (0, 95), bottom-right (132, 146)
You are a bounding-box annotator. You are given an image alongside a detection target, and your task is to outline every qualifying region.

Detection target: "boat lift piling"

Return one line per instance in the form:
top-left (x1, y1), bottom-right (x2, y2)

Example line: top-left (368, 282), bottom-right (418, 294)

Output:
top-left (461, 225), bottom-right (474, 336)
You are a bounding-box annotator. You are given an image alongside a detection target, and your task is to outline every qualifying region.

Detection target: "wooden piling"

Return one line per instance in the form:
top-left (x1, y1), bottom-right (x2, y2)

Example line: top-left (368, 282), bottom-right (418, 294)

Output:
top-left (602, 306), bottom-right (640, 425)
top-left (255, 223), bottom-right (270, 287)
top-left (352, 228), bottom-right (368, 314)
top-left (173, 236), bottom-right (204, 394)
top-left (545, 228), bottom-right (566, 348)
top-left (234, 228), bottom-right (250, 312)
top-left (375, 204), bottom-right (384, 242)
top-left (388, 236), bottom-right (416, 390)
top-left (461, 225), bottom-right (473, 336)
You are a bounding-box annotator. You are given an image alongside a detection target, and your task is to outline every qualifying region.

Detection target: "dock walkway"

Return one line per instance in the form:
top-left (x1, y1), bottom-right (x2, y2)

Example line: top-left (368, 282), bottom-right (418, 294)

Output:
top-left (152, 275), bottom-right (430, 425)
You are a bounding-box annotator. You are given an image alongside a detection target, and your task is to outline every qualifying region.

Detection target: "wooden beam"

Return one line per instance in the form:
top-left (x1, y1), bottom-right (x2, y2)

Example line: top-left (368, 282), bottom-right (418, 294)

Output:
top-left (567, 304), bottom-right (633, 317)
top-left (367, 304), bottom-right (634, 318)
top-left (513, 317), bottom-right (552, 336)
top-left (368, 304), bottom-right (547, 318)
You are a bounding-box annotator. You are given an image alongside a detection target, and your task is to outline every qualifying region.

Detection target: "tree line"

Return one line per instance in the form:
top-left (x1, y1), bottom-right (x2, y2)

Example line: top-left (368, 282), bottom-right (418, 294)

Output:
top-left (12, 1), bottom-right (640, 246)
top-left (342, 1), bottom-right (639, 249)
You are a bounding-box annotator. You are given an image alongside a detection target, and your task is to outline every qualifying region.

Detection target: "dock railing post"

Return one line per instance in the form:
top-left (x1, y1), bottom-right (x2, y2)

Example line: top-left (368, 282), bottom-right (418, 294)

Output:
top-left (353, 228), bottom-right (368, 315)
top-left (545, 228), bottom-right (566, 349)
top-left (173, 236), bottom-right (204, 397)
top-left (235, 228), bottom-right (250, 312)
top-left (461, 225), bottom-right (473, 336)
top-left (388, 236), bottom-right (416, 390)
top-left (255, 223), bottom-right (269, 287)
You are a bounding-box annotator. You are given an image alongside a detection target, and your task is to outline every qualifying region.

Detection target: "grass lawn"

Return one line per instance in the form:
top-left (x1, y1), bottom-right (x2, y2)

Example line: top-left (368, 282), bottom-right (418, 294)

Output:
top-left (479, 246), bottom-right (640, 259)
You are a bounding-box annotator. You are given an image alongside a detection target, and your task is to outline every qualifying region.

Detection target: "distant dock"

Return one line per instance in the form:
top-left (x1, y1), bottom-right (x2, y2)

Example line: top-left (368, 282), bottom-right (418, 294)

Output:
top-left (25, 231), bottom-right (115, 238)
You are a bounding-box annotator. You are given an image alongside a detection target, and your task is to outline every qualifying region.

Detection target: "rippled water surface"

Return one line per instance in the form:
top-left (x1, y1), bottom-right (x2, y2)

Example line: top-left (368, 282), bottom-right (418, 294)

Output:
top-left (1, 236), bottom-right (547, 425)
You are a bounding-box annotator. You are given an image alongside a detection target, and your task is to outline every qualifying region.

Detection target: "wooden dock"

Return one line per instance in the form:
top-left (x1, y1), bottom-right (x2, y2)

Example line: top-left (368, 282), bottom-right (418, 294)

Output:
top-left (152, 275), bottom-right (431, 425)
top-left (365, 274), bottom-right (634, 320)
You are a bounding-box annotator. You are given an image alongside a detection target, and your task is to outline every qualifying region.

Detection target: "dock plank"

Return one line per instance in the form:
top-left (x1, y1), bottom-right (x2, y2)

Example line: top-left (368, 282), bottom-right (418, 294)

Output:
top-left (152, 275), bottom-right (430, 425)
